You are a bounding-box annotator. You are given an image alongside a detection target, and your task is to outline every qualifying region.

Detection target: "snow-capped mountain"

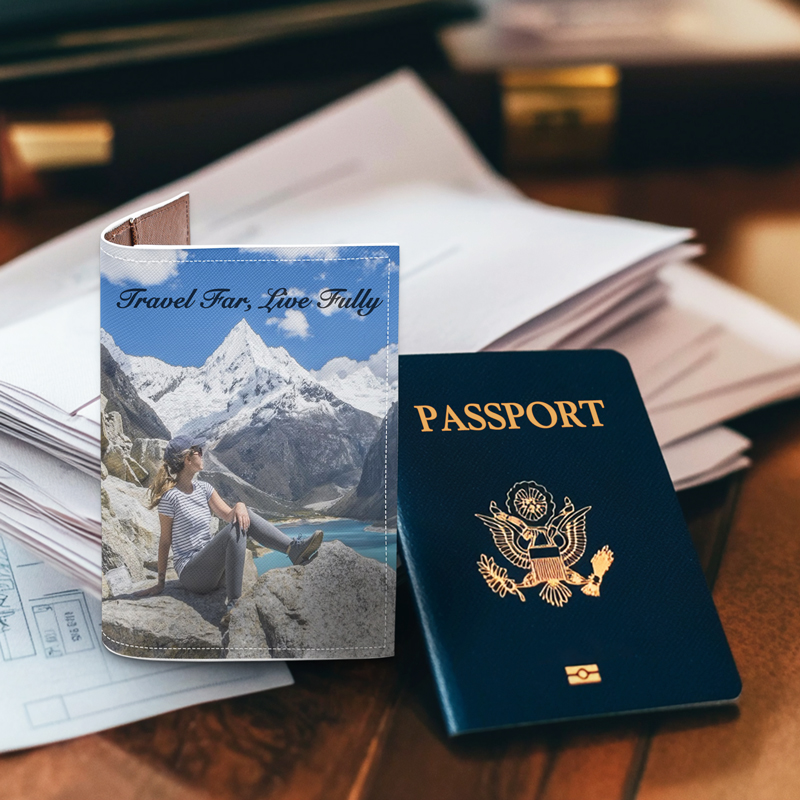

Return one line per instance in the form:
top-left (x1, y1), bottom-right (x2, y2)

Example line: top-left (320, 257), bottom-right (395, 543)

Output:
top-left (104, 321), bottom-right (328, 435)
top-left (101, 321), bottom-right (383, 501)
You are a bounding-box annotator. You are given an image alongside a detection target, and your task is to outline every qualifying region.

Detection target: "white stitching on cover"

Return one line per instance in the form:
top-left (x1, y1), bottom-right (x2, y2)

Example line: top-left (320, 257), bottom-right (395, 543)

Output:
top-left (102, 250), bottom-right (396, 657)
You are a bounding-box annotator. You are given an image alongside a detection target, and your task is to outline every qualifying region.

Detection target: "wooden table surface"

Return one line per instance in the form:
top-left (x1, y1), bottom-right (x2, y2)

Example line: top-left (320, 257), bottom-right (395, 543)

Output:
top-left (1, 161), bottom-right (799, 800)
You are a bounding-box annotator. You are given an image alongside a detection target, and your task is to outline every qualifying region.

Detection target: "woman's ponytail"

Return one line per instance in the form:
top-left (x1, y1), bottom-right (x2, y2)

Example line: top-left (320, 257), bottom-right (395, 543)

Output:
top-left (148, 448), bottom-right (190, 509)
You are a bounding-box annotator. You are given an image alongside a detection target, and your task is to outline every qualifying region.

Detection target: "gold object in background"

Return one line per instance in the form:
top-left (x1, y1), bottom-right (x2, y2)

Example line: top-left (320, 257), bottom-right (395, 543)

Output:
top-left (502, 65), bottom-right (619, 170)
top-left (6, 120), bottom-right (114, 171)
top-left (727, 213), bottom-right (800, 324)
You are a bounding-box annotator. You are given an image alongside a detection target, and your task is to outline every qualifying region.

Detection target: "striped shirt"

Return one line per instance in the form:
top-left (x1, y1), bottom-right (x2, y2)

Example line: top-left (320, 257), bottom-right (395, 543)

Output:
top-left (158, 480), bottom-right (215, 576)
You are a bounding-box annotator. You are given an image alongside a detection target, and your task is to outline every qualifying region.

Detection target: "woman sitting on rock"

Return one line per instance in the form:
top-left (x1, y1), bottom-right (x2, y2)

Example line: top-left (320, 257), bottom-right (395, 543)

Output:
top-left (136, 435), bottom-right (323, 616)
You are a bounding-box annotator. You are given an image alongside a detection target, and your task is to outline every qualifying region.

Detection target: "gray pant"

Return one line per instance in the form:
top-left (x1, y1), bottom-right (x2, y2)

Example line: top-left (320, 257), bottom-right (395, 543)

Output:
top-left (178, 510), bottom-right (292, 601)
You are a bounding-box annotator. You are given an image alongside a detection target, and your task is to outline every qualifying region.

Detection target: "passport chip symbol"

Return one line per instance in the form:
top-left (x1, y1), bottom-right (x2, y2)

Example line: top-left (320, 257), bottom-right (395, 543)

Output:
top-left (565, 664), bottom-right (602, 685)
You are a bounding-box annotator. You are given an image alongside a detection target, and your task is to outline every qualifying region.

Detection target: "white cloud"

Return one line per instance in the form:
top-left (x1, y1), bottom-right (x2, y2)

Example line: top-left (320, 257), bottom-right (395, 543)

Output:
top-left (367, 343), bottom-right (399, 383)
top-left (101, 248), bottom-right (188, 285)
top-left (240, 245), bottom-right (345, 261)
top-left (361, 249), bottom-right (399, 276)
top-left (266, 309), bottom-right (311, 339)
top-left (261, 286), bottom-right (305, 298)
top-left (312, 355), bottom-right (360, 382)
top-left (313, 343), bottom-right (398, 384)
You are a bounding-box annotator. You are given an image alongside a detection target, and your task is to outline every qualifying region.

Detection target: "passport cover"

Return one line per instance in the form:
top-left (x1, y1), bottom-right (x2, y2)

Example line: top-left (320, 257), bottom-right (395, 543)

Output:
top-left (398, 351), bottom-right (740, 734)
top-left (100, 194), bottom-right (398, 660)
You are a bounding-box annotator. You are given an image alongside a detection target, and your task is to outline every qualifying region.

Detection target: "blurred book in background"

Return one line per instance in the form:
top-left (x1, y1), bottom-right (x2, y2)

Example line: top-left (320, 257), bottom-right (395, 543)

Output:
top-left (2, 0), bottom-right (800, 204)
top-left (442, 0), bottom-right (800, 168)
top-left (0, 0), bottom-right (475, 82)
top-left (442, 0), bottom-right (800, 69)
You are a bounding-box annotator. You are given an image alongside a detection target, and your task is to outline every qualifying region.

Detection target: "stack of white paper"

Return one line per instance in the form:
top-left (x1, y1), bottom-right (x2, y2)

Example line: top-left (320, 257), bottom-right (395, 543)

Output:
top-left (0, 292), bottom-right (100, 476)
top-left (0, 431), bottom-right (100, 589)
top-left (1, 70), bottom-right (799, 592)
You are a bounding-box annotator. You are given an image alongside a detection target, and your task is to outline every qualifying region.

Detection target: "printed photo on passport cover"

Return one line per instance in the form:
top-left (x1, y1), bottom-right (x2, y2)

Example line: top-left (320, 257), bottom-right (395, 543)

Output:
top-left (99, 194), bottom-right (398, 660)
top-left (398, 351), bottom-right (740, 734)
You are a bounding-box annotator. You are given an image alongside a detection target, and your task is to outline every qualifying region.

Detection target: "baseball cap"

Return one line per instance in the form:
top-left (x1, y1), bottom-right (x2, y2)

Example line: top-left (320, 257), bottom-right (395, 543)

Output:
top-left (164, 435), bottom-right (206, 461)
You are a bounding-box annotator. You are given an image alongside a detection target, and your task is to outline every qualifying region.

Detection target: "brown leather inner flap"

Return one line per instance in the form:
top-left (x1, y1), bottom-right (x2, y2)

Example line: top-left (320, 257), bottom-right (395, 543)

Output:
top-left (104, 194), bottom-right (190, 246)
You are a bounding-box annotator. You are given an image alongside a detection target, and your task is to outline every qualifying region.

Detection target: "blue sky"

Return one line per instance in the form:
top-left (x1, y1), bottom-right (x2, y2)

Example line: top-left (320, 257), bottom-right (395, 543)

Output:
top-left (101, 245), bottom-right (399, 370)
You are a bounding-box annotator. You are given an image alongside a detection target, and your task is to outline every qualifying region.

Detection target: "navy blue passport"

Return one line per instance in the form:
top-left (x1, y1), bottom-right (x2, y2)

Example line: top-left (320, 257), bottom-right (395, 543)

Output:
top-left (398, 351), bottom-right (740, 735)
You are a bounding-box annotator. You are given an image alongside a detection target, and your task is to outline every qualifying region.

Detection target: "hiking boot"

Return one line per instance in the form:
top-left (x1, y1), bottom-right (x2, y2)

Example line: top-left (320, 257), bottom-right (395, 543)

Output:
top-left (287, 529), bottom-right (324, 565)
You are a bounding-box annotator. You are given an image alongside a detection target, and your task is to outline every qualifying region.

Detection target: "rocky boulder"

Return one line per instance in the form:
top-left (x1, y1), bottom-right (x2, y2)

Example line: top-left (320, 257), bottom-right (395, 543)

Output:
top-left (226, 539), bottom-right (396, 659)
top-left (101, 475), bottom-right (161, 580)
top-left (129, 438), bottom-right (168, 486)
top-left (101, 407), bottom-right (148, 485)
top-left (102, 583), bottom-right (226, 659)
top-left (100, 540), bottom-right (392, 661)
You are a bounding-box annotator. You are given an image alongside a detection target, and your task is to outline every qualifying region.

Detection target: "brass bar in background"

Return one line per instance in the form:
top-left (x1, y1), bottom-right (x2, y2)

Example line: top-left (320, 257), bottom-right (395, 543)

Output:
top-left (6, 120), bottom-right (114, 171)
top-left (502, 64), bottom-right (619, 170)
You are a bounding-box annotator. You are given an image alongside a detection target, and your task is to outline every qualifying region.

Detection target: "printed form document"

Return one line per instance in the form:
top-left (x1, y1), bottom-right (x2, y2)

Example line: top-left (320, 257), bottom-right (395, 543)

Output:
top-left (0, 533), bottom-right (292, 752)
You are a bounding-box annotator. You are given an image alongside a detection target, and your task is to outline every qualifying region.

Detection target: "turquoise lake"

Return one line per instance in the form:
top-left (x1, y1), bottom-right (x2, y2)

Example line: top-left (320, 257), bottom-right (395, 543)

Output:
top-left (254, 518), bottom-right (397, 574)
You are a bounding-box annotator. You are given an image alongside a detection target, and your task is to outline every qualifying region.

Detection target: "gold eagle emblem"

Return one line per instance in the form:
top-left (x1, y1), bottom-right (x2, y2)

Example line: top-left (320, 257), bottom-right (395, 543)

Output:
top-left (476, 480), bottom-right (614, 607)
